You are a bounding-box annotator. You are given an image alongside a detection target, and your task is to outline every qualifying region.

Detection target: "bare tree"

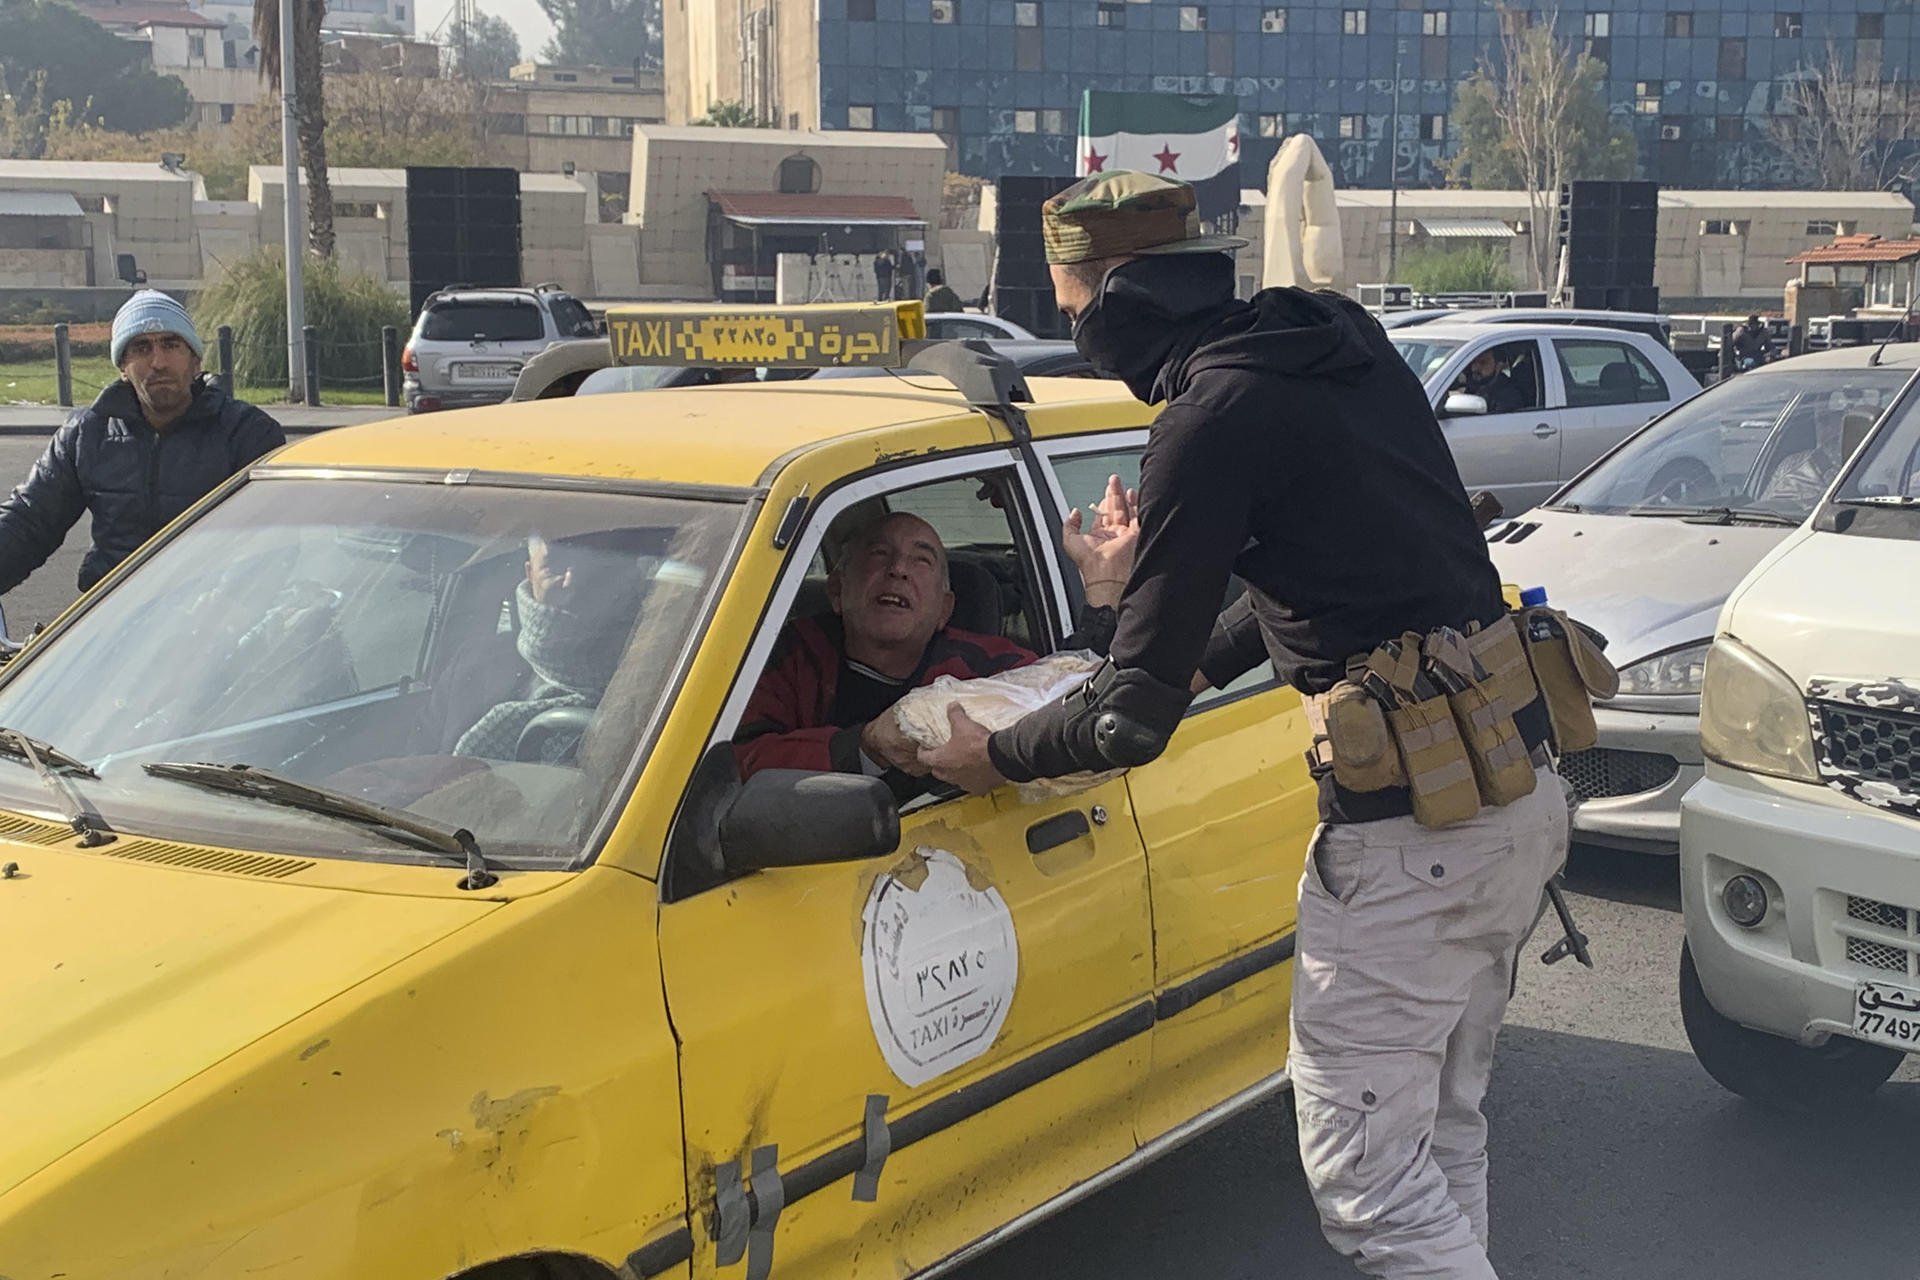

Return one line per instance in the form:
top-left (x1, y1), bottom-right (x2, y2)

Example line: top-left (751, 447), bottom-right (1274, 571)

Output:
top-left (1770, 40), bottom-right (1920, 192)
top-left (1449, 7), bottom-right (1633, 289)
top-left (253, 0), bottom-right (335, 258)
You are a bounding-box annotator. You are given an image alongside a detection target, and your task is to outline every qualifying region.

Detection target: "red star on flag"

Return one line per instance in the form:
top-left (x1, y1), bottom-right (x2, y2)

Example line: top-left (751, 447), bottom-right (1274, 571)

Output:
top-left (1084, 147), bottom-right (1107, 172)
top-left (1227, 128), bottom-right (1240, 158)
top-left (1153, 143), bottom-right (1181, 173)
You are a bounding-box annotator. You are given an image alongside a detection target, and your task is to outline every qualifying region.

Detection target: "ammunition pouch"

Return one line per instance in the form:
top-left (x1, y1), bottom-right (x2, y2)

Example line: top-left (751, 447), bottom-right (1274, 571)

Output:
top-left (1516, 606), bottom-right (1619, 754)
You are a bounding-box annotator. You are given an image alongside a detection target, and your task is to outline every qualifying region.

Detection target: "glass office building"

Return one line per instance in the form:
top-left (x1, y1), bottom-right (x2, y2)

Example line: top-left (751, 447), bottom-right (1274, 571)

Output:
top-left (813, 0), bottom-right (1919, 190)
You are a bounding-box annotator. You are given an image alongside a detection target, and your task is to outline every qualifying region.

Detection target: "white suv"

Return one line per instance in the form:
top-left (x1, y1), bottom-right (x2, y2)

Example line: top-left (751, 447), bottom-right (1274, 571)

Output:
top-left (1680, 355), bottom-right (1920, 1108)
top-left (402, 285), bottom-right (600, 413)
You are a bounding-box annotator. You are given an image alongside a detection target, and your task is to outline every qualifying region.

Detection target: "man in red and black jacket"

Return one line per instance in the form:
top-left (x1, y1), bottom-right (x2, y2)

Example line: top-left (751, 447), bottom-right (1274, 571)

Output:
top-left (734, 484), bottom-right (1135, 798)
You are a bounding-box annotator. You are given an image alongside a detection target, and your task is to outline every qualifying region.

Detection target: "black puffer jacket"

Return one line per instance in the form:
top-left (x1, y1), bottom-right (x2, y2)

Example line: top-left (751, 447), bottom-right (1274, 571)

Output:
top-left (0, 378), bottom-right (285, 594)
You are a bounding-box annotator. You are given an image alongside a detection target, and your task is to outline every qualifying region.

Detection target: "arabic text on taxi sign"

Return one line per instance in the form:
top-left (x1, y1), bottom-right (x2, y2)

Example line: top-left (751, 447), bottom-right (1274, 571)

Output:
top-left (605, 302), bottom-right (925, 369)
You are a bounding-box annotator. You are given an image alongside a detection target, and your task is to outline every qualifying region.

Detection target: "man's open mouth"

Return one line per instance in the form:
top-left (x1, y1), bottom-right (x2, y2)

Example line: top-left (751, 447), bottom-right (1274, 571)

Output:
top-left (875, 592), bottom-right (912, 610)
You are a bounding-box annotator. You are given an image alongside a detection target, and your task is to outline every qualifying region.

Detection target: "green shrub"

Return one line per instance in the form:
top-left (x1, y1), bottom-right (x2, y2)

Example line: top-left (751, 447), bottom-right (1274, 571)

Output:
top-left (1398, 243), bottom-right (1516, 295)
top-left (194, 248), bottom-right (408, 388)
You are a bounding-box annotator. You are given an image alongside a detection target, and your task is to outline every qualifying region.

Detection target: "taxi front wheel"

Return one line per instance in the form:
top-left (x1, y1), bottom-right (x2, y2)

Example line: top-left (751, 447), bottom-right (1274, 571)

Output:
top-left (1679, 941), bottom-right (1903, 1111)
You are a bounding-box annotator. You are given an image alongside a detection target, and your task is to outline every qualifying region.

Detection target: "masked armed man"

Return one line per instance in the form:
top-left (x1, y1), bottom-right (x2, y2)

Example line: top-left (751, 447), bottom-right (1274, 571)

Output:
top-left (922, 172), bottom-right (1569, 1280)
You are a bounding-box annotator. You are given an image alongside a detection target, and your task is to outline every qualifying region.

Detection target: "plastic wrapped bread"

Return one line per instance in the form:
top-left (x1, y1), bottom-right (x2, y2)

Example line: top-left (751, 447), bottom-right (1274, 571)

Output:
top-left (891, 650), bottom-right (1126, 802)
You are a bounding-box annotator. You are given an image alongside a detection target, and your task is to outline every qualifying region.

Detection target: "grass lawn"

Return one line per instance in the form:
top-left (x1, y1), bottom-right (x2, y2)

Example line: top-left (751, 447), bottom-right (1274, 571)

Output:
top-left (0, 356), bottom-right (392, 408)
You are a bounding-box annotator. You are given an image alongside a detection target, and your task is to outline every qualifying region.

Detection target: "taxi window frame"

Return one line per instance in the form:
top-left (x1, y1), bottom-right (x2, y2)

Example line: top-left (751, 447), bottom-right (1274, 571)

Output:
top-left (1030, 430), bottom-right (1287, 715)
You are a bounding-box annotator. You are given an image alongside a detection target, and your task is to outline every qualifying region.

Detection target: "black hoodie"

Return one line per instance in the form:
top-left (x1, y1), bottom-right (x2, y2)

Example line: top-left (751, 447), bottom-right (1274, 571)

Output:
top-left (0, 377), bottom-right (284, 594)
top-left (991, 280), bottom-right (1521, 822)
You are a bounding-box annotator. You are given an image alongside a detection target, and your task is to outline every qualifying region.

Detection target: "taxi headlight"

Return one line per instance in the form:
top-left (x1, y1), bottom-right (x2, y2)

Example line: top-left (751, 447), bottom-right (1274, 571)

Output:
top-left (1699, 636), bottom-right (1819, 783)
top-left (1616, 641), bottom-right (1710, 696)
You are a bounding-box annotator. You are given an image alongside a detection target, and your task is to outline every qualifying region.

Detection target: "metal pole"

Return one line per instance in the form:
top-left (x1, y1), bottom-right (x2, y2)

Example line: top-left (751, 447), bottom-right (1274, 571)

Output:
top-left (1718, 323), bottom-right (1734, 381)
top-left (381, 324), bottom-right (401, 407)
top-left (53, 323), bottom-right (71, 408)
top-left (217, 324), bottom-right (235, 393)
top-left (1788, 322), bottom-right (1805, 358)
top-left (279, 0), bottom-right (307, 403)
top-left (1388, 38), bottom-right (1404, 279)
top-left (303, 324), bottom-right (320, 406)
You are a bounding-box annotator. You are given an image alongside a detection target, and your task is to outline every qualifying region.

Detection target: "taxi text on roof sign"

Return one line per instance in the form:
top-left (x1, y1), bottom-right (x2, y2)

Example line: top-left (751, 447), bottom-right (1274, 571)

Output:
top-left (605, 301), bottom-right (927, 369)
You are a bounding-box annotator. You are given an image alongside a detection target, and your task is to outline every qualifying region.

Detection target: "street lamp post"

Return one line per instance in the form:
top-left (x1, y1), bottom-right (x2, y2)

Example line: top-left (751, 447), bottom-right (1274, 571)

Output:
top-left (1388, 36), bottom-right (1405, 279)
top-left (279, 0), bottom-right (307, 403)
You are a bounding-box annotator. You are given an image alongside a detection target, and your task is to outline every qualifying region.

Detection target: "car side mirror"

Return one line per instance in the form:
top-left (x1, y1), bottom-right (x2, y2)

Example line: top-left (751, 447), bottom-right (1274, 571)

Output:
top-left (1442, 391), bottom-right (1489, 417)
top-left (720, 769), bottom-right (900, 872)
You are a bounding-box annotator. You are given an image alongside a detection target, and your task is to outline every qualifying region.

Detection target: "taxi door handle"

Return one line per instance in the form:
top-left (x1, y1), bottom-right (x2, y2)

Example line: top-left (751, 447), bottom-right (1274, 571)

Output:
top-left (1532, 422), bottom-right (1558, 438)
top-left (1026, 810), bottom-right (1091, 854)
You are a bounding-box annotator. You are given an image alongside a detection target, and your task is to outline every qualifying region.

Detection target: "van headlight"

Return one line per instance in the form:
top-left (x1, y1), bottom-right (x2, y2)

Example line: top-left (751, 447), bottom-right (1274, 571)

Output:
top-left (1616, 641), bottom-right (1711, 695)
top-left (1699, 636), bottom-right (1819, 783)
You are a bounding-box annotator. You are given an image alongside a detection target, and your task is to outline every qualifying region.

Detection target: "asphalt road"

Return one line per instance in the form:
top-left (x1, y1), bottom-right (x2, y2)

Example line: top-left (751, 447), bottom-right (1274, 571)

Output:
top-left (0, 439), bottom-right (1915, 1278)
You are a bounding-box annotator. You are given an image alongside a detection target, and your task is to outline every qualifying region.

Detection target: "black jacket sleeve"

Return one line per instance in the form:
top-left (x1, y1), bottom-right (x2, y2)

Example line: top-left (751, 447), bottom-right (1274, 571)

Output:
top-left (1197, 591), bottom-right (1270, 690)
top-left (230, 404), bottom-right (287, 468)
top-left (0, 419), bottom-right (88, 596)
top-left (1061, 602), bottom-right (1117, 656)
top-left (989, 392), bottom-right (1254, 780)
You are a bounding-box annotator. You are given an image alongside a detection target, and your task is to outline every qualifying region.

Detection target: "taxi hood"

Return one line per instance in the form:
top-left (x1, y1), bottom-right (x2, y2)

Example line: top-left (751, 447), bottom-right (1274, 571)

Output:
top-left (1488, 507), bottom-right (1794, 666)
top-left (0, 842), bottom-right (496, 1198)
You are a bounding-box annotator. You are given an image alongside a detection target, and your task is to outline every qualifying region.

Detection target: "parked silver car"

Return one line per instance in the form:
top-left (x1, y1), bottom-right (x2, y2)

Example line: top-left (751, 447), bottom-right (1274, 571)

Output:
top-left (1393, 322), bottom-right (1698, 513)
top-left (403, 285), bottom-right (600, 413)
top-left (1488, 345), bottom-right (1918, 852)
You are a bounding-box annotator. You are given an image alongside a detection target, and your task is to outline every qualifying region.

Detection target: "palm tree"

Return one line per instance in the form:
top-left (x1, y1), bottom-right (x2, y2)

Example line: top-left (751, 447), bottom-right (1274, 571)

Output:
top-left (253, 0), bottom-right (335, 258)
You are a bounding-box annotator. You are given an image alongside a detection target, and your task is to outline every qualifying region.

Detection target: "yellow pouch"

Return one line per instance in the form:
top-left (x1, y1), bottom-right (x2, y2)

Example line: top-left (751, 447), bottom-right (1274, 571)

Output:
top-left (1387, 692), bottom-right (1482, 829)
top-left (1465, 614), bottom-right (1540, 722)
top-left (1324, 679), bottom-right (1406, 793)
top-left (1519, 607), bottom-right (1599, 753)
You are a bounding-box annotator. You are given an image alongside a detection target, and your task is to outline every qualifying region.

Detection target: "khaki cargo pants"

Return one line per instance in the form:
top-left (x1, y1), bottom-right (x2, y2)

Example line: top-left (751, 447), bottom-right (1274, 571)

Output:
top-left (1289, 767), bottom-right (1569, 1279)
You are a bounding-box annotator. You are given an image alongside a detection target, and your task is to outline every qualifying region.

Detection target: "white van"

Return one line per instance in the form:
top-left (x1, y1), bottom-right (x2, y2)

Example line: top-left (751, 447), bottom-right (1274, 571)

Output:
top-left (1679, 350), bottom-right (1920, 1107)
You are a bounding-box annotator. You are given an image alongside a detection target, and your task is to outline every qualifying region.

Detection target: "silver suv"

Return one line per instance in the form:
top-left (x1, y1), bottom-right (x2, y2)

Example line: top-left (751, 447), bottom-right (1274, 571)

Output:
top-left (402, 285), bottom-right (599, 413)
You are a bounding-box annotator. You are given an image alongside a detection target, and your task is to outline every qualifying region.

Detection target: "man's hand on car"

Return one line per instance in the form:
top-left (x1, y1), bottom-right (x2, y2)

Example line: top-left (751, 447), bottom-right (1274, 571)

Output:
top-left (1061, 473), bottom-right (1140, 608)
top-left (861, 711), bottom-right (929, 775)
top-left (919, 703), bottom-right (1007, 795)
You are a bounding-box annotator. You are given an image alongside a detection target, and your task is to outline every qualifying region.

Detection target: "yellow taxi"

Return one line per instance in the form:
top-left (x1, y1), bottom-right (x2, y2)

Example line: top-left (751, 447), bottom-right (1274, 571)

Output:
top-left (0, 303), bottom-right (1317, 1280)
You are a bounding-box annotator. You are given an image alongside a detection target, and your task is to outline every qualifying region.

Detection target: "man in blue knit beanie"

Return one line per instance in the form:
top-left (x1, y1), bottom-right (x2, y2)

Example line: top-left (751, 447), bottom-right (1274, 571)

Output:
top-left (0, 291), bottom-right (284, 598)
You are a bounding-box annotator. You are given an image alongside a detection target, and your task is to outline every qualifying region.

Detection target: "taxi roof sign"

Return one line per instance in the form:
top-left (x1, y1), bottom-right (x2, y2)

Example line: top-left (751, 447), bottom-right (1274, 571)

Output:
top-left (605, 300), bottom-right (927, 369)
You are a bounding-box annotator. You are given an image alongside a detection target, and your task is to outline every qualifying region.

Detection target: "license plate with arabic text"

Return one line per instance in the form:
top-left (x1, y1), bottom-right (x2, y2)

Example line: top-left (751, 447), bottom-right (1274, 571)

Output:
top-left (1852, 980), bottom-right (1920, 1052)
top-left (452, 361), bottom-right (519, 383)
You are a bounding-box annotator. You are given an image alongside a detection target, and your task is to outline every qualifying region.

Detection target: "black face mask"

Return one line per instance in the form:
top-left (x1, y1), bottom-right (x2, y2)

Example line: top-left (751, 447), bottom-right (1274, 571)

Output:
top-left (1070, 254), bottom-right (1236, 402)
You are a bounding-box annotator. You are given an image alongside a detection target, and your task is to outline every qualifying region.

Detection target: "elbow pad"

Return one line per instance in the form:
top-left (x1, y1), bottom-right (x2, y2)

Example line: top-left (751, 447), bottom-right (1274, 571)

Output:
top-left (1068, 660), bottom-right (1193, 768)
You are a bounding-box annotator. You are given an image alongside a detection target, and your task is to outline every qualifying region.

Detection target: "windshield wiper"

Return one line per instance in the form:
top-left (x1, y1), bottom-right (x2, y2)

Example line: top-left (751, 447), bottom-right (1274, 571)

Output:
top-left (1677, 506), bottom-right (1802, 527)
top-left (142, 762), bottom-right (499, 889)
top-left (0, 728), bottom-right (113, 847)
top-left (1834, 495), bottom-right (1920, 508)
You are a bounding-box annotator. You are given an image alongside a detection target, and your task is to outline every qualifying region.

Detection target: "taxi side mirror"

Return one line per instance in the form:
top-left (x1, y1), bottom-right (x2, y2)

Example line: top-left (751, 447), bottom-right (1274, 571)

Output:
top-left (1442, 392), bottom-right (1489, 417)
top-left (720, 769), bottom-right (900, 872)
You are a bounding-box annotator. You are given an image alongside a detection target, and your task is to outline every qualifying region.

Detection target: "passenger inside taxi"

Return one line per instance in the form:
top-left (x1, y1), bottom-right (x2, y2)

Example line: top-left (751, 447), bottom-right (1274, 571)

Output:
top-left (1755, 405), bottom-right (1877, 509)
top-left (733, 478), bottom-right (1138, 799)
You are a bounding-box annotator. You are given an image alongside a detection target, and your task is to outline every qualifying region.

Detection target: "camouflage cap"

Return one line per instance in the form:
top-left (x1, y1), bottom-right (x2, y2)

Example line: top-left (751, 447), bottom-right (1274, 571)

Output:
top-left (1041, 170), bottom-right (1248, 265)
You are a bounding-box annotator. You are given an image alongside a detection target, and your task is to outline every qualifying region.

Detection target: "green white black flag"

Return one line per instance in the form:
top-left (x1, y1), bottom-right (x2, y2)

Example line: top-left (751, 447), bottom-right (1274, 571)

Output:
top-left (1077, 90), bottom-right (1241, 223)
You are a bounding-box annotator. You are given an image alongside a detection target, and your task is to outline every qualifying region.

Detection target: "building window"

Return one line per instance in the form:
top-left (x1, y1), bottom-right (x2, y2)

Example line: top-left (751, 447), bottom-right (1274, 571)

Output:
top-left (1775, 11), bottom-right (1802, 36)
top-left (1015, 24), bottom-right (1042, 67)
top-left (1422, 10), bottom-right (1447, 35)
top-left (1421, 112), bottom-right (1446, 140)
top-left (848, 0), bottom-right (876, 19)
top-left (393, 3), bottom-right (404, 19)
top-left (848, 104), bottom-right (875, 128)
top-left (333, 201), bottom-right (382, 218)
top-left (553, 71), bottom-right (578, 81)
top-left (1339, 113), bottom-right (1365, 138)
top-left (1041, 107), bottom-right (1068, 134)
top-left (1500, 8), bottom-right (1529, 32)
top-left (1716, 114), bottom-right (1744, 141)
top-left (1257, 112), bottom-right (1285, 136)
top-left (1806, 219), bottom-right (1843, 236)
top-left (1582, 11), bottom-right (1608, 36)
top-left (1859, 12), bottom-right (1885, 38)
top-left (1179, 5), bottom-right (1206, 30)
top-left (187, 31), bottom-right (206, 58)
top-left (219, 102), bottom-right (234, 123)
top-left (1702, 219), bottom-right (1738, 236)
top-left (931, 0), bottom-right (956, 21)
top-left (1014, 109), bottom-right (1038, 133)
top-left (1665, 11), bottom-right (1690, 37)
top-left (778, 155), bottom-right (820, 193)
top-left (1013, 1), bottom-right (1039, 24)
top-left (1718, 38), bottom-right (1745, 81)
top-left (1634, 80), bottom-right (1661, 113)
top-left (1098, 3), bottom-right (1124, 26)
top-left (1342, 9), bottom-right (1367, 35)
top-left (1261, 6), bottom-right (1286, 32)
top-left (613, 73), bottom-right (635, 84)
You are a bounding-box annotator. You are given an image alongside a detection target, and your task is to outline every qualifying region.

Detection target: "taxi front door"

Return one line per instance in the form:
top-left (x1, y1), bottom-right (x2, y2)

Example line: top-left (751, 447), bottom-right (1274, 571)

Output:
top-left (657, 457), bottom-right (1155, 1280)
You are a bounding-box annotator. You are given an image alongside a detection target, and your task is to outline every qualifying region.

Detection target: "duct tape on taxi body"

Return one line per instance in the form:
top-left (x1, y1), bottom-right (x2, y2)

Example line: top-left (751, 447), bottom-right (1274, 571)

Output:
top-left (605, 301), bottom-right (927, 369)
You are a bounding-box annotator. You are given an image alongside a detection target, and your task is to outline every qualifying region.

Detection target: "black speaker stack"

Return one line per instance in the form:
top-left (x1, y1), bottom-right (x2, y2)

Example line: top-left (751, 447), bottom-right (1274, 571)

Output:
top-left (1558, 180), bottom-right (1660, 314)
top-left (405, 166), bottom-right (523, 316)
top-left (991, 175), bottom-right (1074, 339)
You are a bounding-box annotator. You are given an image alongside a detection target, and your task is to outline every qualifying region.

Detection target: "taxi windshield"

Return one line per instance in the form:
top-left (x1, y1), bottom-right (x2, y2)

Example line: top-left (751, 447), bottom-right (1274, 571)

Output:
top-left (0, 477), bottom-right (742, 870)
top-left (1552, 368), bottom-right (1912, 519)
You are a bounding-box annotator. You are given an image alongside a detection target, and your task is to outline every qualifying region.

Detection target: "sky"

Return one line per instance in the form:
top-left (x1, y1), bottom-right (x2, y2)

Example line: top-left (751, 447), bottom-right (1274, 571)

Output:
top-left (422, 0), bottom-right (556, 60)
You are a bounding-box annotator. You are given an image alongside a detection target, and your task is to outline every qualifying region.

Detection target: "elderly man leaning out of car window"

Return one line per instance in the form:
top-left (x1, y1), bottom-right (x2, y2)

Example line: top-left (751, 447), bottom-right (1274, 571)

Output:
top-left (733, 478), bottom-right (1137, 798)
